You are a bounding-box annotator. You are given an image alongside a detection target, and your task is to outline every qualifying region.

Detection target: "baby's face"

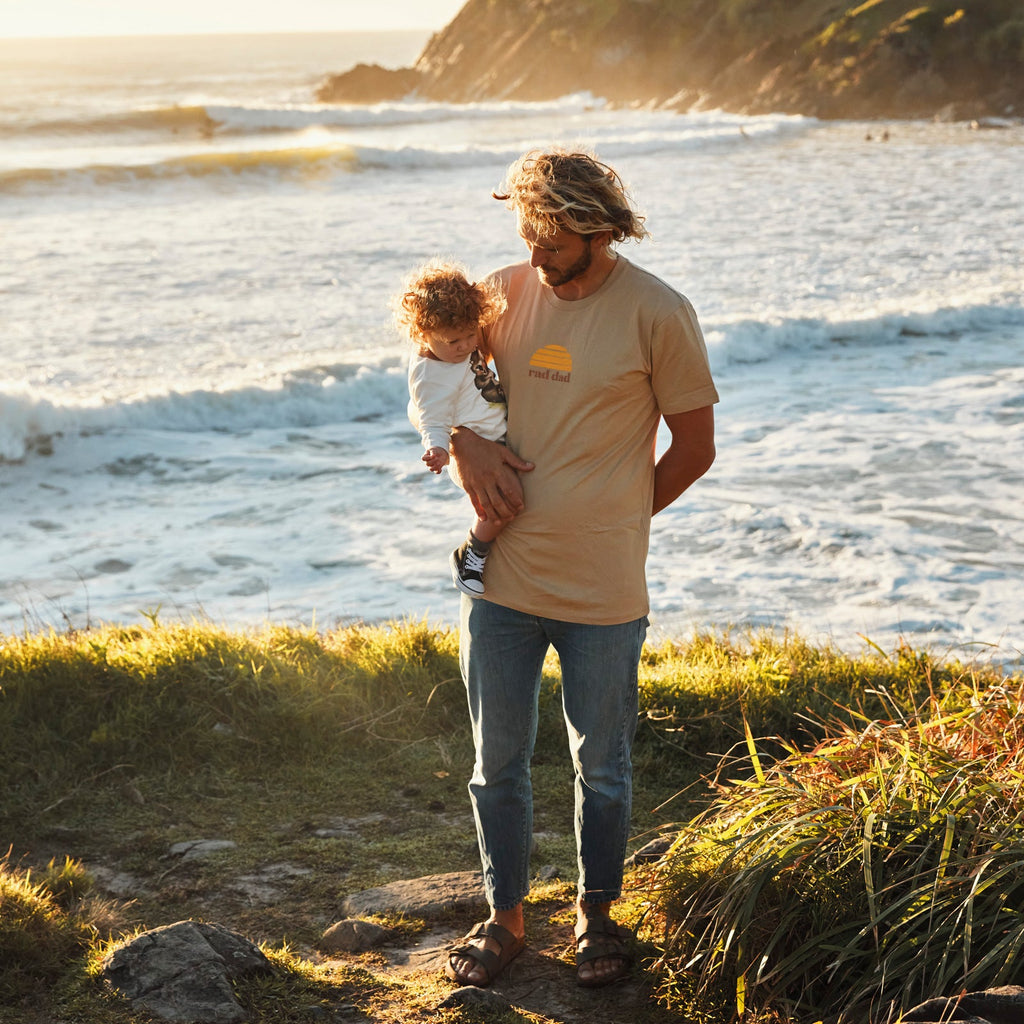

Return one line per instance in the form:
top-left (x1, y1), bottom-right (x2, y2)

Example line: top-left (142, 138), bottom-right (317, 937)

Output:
top-left (420, 324), bottom-right (480, 363)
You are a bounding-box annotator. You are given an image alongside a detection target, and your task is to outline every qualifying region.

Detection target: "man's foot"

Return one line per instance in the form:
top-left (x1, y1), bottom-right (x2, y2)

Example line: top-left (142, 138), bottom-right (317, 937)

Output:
top-left (450, 541), bottom-right (487, 596)
top-left (445, 920), bottom-right (525, 987)
top-left (574, 913), bottom-right (633, 988)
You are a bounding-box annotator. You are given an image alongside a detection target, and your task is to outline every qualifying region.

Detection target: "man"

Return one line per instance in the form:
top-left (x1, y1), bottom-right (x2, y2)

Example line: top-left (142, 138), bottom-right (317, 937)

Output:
top-left (444, 150), bottom-right (718, 989)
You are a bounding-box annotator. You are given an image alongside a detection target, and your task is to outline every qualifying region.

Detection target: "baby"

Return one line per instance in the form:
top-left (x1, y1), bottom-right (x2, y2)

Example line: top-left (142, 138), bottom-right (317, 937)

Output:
top-left (395, 261), bottom-right (509, 597)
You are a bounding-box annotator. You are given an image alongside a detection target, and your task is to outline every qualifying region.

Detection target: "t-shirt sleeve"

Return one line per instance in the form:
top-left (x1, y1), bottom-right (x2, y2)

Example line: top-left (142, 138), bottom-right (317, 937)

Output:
top-left (407, 360), bottom-right (456, 451)
top-left (649, 296), bottom-right (720, 415)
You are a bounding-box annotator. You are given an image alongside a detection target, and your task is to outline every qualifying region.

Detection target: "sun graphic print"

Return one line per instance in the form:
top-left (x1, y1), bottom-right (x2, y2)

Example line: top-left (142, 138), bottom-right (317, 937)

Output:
top-left (527, 345), bottom-right (572, 383)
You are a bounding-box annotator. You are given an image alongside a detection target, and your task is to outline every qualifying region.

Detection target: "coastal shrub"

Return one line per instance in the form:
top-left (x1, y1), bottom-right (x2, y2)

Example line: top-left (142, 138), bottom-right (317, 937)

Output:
top-left (645, 675), bottom-right (1024, 1023)
top-left (0, 856), bottom-right (96, 1002)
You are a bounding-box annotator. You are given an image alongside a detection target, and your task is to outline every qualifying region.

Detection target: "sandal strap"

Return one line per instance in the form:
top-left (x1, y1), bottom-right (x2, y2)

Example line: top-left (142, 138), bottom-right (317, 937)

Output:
top-left (574, 917), bottom-right (633, 966)
top-left (447, 920), bottom-right (524, 984)
top-left (466, 921), bottom-right (519, 950)
top-left (574, 915), bottom-right (632, 943)
top-left (576, 938), bottom-right (631, 966)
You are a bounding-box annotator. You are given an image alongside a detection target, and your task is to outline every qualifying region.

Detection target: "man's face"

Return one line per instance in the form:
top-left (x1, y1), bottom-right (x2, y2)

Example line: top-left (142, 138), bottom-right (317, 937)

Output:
top-left (518, 219), bottom-right (595, 289)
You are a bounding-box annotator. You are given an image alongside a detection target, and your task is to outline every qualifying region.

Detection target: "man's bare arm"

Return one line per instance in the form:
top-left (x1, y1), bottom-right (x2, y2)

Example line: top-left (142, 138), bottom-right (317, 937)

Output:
top-left (653, 406), bottom-right (716, 515)
top-left (449, 426), bottom-right (535, 522)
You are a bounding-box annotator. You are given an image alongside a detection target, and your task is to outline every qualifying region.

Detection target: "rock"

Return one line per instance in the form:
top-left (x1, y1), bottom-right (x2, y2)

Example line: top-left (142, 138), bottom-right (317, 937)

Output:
top-left (95, 558), bottom-right (133, 574)
top-left (624, 833), bottom-right (676, 869)
top-left (901, 986), bottom-right (1024, 1024)
top-left (101, 920), bottom-right (272, 1023)
top-left (342, 870), bottom-right (486, 918)
top-left (315, 63), bottom-right (424, 103)
top-left (439, 986), bottom-right (512, 1013)
top-left (89, 864), bottom-right (144, 898)
top-left (319, 919), bottom-right (390, 954)
top-left (168, 839), bottom-right (238, 862)
top-left (230, 863), bottom-right (313, 905)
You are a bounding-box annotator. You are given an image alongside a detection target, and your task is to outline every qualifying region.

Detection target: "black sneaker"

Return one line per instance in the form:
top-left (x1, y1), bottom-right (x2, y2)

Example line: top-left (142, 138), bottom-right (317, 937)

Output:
top-left (450, 542), bottom-right (487, 596)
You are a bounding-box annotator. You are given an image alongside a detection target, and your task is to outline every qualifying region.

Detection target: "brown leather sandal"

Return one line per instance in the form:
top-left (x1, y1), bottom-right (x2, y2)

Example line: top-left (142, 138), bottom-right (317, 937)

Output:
top-left (444, 921), bottom-right (525, 987)
top-left (574, 915), bottom-right (633, 988)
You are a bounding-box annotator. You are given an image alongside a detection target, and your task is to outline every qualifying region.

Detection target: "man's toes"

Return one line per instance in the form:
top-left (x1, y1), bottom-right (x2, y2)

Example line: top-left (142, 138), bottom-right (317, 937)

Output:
top-left (451, 953), bottom-right (486, 984)
top-left (580, 954), bottom-right (623, 981)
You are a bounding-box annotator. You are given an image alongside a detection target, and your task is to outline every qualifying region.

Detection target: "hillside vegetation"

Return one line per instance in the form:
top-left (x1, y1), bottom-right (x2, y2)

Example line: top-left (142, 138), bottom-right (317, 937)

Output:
top-left (2, 622), bottom-right (1024, 1022)
top-left (318, 0), bottom-right (1024, 120)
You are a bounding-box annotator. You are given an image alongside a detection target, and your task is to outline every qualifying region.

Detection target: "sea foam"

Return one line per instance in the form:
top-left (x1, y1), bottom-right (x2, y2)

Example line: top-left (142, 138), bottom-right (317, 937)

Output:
top-left (0, 363), bottom-right (409, 462)
top-left (708, 299), bottom-right (1024, 367)
top-left (4, 297), bottom-right (1019, 463)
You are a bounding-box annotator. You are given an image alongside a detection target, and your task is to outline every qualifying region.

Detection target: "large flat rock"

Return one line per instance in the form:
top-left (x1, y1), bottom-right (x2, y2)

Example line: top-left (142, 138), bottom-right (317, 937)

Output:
top-left (342, 870), bottom-right (486, 917)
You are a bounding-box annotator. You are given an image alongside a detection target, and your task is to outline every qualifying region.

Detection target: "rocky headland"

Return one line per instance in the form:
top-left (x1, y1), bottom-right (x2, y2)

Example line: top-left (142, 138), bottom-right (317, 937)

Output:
top-left (317, 0), bottom-right (1024, 121)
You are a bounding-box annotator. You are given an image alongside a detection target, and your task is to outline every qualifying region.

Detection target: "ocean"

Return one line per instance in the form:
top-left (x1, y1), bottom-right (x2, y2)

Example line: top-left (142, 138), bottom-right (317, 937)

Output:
top-left (1, 30), bottom-right (1022, 664)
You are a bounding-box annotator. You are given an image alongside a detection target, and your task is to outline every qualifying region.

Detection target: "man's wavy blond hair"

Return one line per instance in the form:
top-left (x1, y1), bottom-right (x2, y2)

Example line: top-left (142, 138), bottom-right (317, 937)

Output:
top-left (493, 149), bottom-right (648, 242)
top-left (393, 261), bottom-right (507, 341)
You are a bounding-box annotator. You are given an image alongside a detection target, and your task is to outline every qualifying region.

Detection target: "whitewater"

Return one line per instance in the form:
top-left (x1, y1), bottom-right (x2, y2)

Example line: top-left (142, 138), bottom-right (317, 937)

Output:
top-left (1, 31), bottom-right (1022, 664)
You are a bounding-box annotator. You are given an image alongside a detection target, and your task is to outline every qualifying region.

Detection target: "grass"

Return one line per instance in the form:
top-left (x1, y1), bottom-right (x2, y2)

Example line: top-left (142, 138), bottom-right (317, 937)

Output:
top-left (0, 854), bottom-right (97, 1004)
top-left (0, 619), bottom-right (1019, 1023)
top-left (643, 670), bottom-right (1024, 1022)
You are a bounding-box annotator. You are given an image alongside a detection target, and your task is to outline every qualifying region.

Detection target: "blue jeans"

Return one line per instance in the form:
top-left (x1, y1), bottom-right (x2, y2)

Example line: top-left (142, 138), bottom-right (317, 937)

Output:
top-left (459, 596), bottom-right (648, 911)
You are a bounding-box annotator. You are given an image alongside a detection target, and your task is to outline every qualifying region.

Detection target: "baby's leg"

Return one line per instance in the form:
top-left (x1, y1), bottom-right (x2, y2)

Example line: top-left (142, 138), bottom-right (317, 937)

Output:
top-left (471, 516), bottom-right (504, 544)
top-left (451, 518), bottom-right (503, 597)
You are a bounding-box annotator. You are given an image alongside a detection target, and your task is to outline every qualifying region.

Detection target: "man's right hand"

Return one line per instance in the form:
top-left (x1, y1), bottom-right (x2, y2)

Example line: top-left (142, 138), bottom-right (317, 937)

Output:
top-left (449, 427), bottom-right (534, 522)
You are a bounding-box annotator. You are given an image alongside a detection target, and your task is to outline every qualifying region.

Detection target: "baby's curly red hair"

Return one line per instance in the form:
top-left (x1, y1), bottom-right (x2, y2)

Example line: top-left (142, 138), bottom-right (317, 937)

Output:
top-left (393, 261), bottom-right (506, 341)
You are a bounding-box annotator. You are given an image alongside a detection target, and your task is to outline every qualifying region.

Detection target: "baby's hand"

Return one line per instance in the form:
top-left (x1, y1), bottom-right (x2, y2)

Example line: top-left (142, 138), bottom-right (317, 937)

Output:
top-left (423, 447), bottom-right (450, 474)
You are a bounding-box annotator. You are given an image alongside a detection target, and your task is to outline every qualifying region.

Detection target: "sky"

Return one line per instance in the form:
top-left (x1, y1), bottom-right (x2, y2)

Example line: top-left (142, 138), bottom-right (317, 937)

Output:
top-left (0, 0), bottom-right (466, 38)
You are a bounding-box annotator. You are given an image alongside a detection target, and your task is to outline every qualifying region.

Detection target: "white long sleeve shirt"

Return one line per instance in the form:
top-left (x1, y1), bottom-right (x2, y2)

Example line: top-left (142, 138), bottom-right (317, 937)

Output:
top-left (407, 351), bottom-right (507, 452)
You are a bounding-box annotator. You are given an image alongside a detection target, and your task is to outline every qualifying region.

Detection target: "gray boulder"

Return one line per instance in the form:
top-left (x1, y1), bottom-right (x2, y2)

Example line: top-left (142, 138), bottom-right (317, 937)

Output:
top-left (900, 986), bottom-right (1024, 1024)
top-left (101, 920), bottom-right (272, 1023)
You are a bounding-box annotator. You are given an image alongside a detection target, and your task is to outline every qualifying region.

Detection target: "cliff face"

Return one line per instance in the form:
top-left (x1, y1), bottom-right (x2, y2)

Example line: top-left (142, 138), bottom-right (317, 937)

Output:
top-left (317, 0), bottom-right (1024, 120)
top-left (410, 0), bottom-right (687, 106)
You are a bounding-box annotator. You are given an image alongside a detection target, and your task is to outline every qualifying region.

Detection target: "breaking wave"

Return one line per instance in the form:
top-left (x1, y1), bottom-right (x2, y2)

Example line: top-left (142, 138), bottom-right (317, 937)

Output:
top-left (0, 359), bottom-right (411, 462)
top-left (5, 298), bottom-right (1020, 462)
top-left (708, 299), bottom-right (1024, 368)
top-left (0, 99), bottom-right (807, 194)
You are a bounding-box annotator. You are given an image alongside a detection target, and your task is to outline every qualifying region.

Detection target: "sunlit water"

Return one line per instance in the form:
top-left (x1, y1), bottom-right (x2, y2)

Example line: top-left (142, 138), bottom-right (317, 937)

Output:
top-left (1, 31), bottom-right (1022, 664)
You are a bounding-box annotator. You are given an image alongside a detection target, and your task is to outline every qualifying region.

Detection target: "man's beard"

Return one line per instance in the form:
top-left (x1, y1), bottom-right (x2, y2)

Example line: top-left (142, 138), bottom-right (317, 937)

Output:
top-left (539, 242), bottom-right (593, 287)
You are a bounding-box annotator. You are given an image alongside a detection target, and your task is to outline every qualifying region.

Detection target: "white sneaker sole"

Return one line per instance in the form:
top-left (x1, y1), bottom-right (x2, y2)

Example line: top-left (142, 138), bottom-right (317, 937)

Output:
top-left (450, 550), bottom-right (485, 597)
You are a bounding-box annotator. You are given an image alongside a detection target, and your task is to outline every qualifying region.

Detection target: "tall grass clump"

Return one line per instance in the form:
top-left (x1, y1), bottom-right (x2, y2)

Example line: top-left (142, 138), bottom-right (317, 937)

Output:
top-left (636, 631), bottom-right (966, 761)
top-left (0, 855), bottom-right (99, 1003)
top-left (0, 620), bottom-right (463, 814)
top-left (646, 672), bottom-right (1024, 1023)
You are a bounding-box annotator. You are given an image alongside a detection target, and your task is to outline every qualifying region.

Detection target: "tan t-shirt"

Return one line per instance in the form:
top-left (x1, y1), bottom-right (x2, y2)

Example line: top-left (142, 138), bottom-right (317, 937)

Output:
top-left (482, 256), bottom-right (719, 624)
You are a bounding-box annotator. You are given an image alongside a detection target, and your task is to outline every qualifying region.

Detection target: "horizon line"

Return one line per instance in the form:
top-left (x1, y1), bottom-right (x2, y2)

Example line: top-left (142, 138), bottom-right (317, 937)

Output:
top-left (0, 26), bottom-right (440, 43)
